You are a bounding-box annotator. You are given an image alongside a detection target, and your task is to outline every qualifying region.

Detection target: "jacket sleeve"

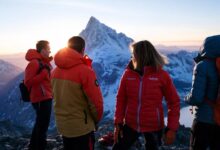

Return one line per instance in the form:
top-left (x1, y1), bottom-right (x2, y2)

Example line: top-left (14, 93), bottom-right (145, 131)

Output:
top-left (185, 62), bottom-right (207, 105)
top-left (82, 68), bottom-right (103, 123)
top-left (24, 60), bottom-right (49, 89)
top-left (114, 72), bottom-right (127, 124)
top-left (163, 72), bottom-right (180, 131)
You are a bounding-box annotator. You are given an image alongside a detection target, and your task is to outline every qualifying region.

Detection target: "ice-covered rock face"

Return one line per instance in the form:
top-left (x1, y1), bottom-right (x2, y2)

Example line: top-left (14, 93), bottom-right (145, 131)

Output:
top-left (79, 16), bottom-right (134, 115)
top-left (0, 16), bottom-right (197, 128)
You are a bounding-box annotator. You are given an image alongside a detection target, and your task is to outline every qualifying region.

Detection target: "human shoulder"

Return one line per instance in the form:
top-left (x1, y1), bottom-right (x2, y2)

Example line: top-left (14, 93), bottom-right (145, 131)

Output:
top-left (156, 69), bottom-right (173, 85)
top-left (194, 60), bottom-right (209, 74)
top-left (118, 68), bottom-right (131, 80)
top-left (203, 59), bottom-right (218, 76)
top-left (123, 68), bottom-right (130, 74)
top-left (26, 59), bottom-right (40, 68)
top-left (79, 63), bottom-right (96, 75)
top-left (159, 68), bottom-right (170, 78)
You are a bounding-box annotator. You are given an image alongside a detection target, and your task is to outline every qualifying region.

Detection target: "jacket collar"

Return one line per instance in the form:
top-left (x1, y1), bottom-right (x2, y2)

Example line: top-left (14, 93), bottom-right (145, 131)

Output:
top-left (126, 60), bottom-right (160, 75)
top-left (54, 47), bottom-right (92, 69)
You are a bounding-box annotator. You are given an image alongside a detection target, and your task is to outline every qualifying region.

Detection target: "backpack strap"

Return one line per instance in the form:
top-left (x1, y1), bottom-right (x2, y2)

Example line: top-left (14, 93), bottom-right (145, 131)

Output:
top-left (36, 59), bottom-right (44, 74)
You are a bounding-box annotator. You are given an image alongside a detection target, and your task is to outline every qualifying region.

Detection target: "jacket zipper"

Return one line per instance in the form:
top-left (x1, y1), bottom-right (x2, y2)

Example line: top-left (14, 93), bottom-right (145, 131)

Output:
top-left (125, 106), bottom-right (128, 119)
top-left (40, 84), bottom-right (46, 96)
top-left (156, 108), bottom-right (161, 128)
top-left (137, 76), bottom-right (143, 132)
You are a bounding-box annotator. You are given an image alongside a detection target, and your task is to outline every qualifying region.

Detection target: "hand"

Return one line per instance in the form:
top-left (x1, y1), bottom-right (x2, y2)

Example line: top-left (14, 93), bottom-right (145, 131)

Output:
top-left (114, 124), bottom-right (123, 144)
top-left (163, 129), bottom-right (176, 145)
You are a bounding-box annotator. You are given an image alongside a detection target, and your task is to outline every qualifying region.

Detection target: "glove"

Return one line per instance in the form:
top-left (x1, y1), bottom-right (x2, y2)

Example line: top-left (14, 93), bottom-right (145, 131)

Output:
top-left (114, 124), bottom-right (123, 144)
top-left (163, 128), bottom-right (176, 145)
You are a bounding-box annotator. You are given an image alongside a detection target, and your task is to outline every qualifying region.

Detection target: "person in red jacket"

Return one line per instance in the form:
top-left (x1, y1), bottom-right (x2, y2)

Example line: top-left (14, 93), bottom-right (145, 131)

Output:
top-left (24, 40), bottom-right (53, 150)
top-left (113, 40), bottom-right (180, 150)
top-left (51, 36), bottom-right (103, 150)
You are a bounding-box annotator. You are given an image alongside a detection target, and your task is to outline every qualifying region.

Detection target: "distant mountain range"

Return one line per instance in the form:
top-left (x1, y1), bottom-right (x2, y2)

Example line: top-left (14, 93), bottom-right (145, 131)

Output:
top-left (0, 59), bottom-right (23, 93)
top-left (0, 16), bottom-right (197, 129)
top-left (0, 53), bottom-right (27, 69)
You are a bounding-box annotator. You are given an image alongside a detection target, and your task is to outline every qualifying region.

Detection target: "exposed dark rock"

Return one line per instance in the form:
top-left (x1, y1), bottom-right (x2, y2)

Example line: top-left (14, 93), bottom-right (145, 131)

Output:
top-left (0, 119), bottom-right (190, 150)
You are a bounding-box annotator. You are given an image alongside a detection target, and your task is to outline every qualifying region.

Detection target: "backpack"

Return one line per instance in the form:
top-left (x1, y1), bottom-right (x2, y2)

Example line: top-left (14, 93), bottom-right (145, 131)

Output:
top-left (19, 59), bottom-right (44, 102)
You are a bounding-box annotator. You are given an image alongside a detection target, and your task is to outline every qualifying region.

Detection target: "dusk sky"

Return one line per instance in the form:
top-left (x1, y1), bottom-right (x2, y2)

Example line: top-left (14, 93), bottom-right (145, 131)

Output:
top-left (0, 0), bottom-right (220, 54)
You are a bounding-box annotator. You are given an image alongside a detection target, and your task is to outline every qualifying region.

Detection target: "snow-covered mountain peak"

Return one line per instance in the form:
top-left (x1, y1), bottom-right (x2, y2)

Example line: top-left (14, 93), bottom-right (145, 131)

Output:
top-left (80, 16), bottom-right (133, 58)
top-left (85, 16), bottom-right (101, 29)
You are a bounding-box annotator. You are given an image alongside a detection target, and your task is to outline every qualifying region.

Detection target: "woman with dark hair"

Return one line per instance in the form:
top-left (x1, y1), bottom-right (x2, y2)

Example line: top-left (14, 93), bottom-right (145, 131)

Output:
top-left (113, 40), bottom-right (180, 150)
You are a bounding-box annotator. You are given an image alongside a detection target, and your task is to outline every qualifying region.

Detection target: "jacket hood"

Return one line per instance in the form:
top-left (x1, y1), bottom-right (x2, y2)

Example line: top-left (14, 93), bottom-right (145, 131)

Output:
top-left (54, 47), bottom-right (92, 69)
top-left (25, 49), bottom-right (53, 63)
top-left (198, 35), bottom-right (220, 59)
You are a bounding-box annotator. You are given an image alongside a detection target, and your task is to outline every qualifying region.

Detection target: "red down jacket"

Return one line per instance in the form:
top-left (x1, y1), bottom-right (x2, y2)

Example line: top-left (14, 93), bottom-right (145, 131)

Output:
top-left (114, 62), bottom-right (180, 132)
top-left (51, 48), bottom-right (103, 137)
top-left (24, 49), bottom-right (53, 103)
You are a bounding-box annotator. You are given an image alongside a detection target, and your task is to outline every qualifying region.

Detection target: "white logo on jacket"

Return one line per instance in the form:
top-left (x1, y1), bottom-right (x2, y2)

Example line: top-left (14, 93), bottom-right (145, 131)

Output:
top-left (148, 77), bottom-right (158, 81)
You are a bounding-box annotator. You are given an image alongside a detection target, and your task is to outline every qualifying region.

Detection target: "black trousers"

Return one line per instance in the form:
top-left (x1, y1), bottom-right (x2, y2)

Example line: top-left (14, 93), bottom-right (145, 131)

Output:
top-left (29, 99), bottom-right (52, 150)
top-left (190, 119), bottom-right (220, 150)
top-left (112, 124), bottom-right (162, 150)
top-left (62, 131), bottom-right (95, 150)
